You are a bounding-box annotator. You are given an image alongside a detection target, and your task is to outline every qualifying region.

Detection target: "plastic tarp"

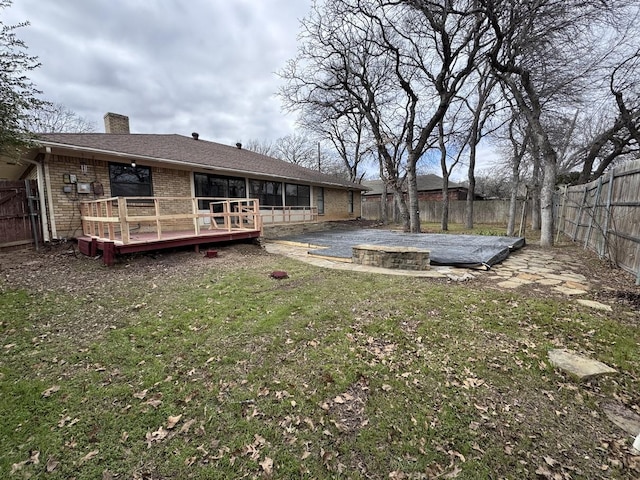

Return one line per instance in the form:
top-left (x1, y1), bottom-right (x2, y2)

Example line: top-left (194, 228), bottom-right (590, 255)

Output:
top-left (279, 229), bottom-right (526, 268)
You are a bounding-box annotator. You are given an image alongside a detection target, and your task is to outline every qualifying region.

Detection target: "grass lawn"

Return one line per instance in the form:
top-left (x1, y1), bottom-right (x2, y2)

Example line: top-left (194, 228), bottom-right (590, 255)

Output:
top-left (1, 241), bottom-right (638, 479)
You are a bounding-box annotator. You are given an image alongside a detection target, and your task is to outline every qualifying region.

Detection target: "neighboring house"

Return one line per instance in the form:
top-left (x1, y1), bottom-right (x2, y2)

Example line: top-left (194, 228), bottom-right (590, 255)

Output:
top-left (361, 174), bottom-right (480, 203)
top-left (2, 113), bottom-right (365, 243)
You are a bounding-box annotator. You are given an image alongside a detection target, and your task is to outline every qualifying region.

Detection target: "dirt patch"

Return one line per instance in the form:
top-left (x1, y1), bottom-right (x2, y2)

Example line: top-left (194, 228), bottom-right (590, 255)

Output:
top-left (0, 241), bottom-right (271, 295)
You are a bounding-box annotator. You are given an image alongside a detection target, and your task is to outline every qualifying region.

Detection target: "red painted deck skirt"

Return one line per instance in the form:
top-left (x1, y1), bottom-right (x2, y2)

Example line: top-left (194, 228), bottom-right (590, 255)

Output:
top-left (78, 229), bottom-right (261, 266)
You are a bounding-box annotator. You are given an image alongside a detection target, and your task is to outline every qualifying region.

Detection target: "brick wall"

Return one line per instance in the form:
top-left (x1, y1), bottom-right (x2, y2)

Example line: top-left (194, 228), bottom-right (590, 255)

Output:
top-left (45, 154), bottom-right (192, 238)
top-left (43, 152), bottom-right (361, 239)
top-left (322, 187), bottom-right (361, 220)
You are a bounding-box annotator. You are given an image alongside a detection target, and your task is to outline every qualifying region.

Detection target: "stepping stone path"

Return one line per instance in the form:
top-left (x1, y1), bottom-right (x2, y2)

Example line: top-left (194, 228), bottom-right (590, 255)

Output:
top-left (489, 250), bottom-right (593, 296)
top-left (547, 349), bottom-right (618, 380)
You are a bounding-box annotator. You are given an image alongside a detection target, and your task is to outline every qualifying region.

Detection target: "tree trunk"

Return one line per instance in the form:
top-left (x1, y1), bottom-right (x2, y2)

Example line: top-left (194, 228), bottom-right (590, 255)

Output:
top-left (507, 156), bottom-right (521, 236)
top-left (406, 159), bottom-right (421, 233)
top-left (379, 161), bottom-right (388, 224)
top-left (441, 176), bottom-right (450, 231)
top-left (530, 147), bottom-right (541, 231)
top-left (539, 144), bottom-right (557, 247)
top-left (465, 140), bottom-right (477, 229)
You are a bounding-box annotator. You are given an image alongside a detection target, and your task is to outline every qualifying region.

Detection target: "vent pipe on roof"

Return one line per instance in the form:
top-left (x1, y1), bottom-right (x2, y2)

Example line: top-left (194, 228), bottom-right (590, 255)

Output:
top-left (192, 132), bottom-right (199, 140)
top-left (236, 142), bottom-right (242, 149)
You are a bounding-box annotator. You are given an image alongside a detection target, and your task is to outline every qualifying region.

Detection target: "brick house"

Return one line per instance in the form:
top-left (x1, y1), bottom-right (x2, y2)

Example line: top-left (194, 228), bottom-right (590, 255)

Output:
top-left (361, 174), bottom-right (479, 203)
top-left (6, 113), bottom-right (366, 243)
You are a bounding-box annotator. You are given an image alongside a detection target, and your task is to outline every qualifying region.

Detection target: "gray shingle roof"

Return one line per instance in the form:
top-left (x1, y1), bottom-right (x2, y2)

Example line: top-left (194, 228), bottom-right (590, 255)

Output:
top-left (362, 174), bottom-right (465, 195)
top-left (35, 133), bottom-right (365, 190)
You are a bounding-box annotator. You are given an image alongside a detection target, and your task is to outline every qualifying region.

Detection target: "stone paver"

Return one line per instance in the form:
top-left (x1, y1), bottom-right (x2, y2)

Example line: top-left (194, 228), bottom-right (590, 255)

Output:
top-left (548, 349), bottom-right (617, 380)
top-left (602, 402), bottom-right (640, 437)
top-left (553, 285), bottom-right (588, 295)
top-left (265, 239), bottom-right (603, 302)
top-left (577, 299), bottom-right (613, 312)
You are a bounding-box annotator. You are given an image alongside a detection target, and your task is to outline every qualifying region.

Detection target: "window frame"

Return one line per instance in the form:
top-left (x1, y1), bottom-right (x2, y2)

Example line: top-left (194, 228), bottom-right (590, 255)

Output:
top-left (194, 172), bottom-right (246, 209)
top-left (108, 162), bottom-right (153, 198)
top-left (285, 183), bottom-right (311, 207)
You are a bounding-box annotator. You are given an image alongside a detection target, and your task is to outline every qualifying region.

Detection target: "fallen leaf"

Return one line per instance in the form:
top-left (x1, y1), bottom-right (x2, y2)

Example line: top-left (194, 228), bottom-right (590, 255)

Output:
top-left (381, 384), bottom-right (392, 391)
top-left (146, 427), bottom-right (169, 448)
top-left (544, 456), bottom-right (558, 467)
top-left (444, 466), bottom-right (462, 478)
top-left (145, 398), bottom-right (162, 408)
top-left (301, 451), bottom-right (311, 460)
top-left (133, 389), bottom-right (148, 399)
top-left (80, 450), bottom-right (99, 464)
top-left (179, 419), bottom-right (196, 434)
top-left (11, 460), bottom-right (28, 474)
top-left (167, 414), bottom-right (182, 429)
top-left (42, 385), bottom-right (60, 397)
top-left (58, 415), bottom-right (72, 428)
top-left (259, 456), bottom-right (273, 475)
top-left (334, 395), bottom-right (345, 404)
top-left (29, 450), bottom-right (40, 465)
top-left (46, 457), bottom-right (59, 472)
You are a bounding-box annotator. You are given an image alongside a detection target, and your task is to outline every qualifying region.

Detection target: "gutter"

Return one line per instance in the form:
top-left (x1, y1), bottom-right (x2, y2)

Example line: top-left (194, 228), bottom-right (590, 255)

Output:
top-left (36, 141), bottom-right (367, 191)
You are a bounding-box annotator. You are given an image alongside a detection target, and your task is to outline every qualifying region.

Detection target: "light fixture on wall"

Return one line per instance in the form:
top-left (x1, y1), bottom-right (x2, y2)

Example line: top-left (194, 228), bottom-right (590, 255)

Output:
top-left (131, 160), bottom-right (136, 168)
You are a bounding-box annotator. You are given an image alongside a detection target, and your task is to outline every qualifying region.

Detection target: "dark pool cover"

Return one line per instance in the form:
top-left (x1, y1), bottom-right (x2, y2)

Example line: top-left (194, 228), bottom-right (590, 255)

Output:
top-left (279, 229), bottom-right (525, 268)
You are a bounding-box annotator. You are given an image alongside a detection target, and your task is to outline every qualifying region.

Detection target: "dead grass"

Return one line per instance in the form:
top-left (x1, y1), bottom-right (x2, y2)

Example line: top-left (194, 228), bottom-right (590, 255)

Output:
top-left (0, 240), bottom-right (639, 479)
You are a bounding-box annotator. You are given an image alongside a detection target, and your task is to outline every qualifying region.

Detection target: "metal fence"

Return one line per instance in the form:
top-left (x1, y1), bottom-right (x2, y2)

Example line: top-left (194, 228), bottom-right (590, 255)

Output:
top-left (555, 159), bottom-right (640, 284)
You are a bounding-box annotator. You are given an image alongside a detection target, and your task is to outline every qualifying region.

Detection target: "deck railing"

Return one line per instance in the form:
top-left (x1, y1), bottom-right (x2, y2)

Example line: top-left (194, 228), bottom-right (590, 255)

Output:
top-left (260, 205), bottom-right (318, 224)
top-left (80, 197), bottom-right (262, 244)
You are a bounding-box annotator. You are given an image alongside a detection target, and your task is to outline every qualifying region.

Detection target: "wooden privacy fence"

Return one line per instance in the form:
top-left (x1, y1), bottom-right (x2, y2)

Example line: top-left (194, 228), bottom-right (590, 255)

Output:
top-left (0, 180), bottom-right (41, 249)
top-left (555, 159), bottom-right (640, 284)
top-left (361, 198), bottom-right (529, 225)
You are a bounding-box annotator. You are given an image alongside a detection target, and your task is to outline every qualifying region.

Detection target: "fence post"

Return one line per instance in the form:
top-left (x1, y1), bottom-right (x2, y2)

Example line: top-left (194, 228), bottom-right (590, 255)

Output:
top-left (599, 169), bottom-right (615, 259)
top-left (555, 185), bottom-right (567, 243)
top-left (584, 177), bottom-right (602, 250)
top-left (572, 187), bottom-right (588, 242)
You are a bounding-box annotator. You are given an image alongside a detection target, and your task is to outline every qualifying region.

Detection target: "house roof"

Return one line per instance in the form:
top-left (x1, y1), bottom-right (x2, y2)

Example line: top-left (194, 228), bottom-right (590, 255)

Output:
top-left (362, 174), bottom-right (466, 195)
top-left (33, 133), bottom-right (366, 190)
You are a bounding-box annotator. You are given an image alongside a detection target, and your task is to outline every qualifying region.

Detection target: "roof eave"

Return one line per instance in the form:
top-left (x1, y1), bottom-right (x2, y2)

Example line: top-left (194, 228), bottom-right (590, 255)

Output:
top-left (34, 140), bottom-right (365, 190)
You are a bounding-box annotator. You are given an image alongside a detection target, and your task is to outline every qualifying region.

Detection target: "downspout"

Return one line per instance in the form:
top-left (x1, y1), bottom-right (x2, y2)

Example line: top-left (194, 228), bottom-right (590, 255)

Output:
top-left (21, 157), bottom-right (51, 242)
top-left (43, 147), bottom-right (58, 239)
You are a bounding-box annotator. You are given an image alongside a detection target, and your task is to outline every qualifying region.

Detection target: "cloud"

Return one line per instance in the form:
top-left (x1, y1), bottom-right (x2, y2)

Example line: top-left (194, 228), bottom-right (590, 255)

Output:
top-left (3, 0), bottom-right (309, 143)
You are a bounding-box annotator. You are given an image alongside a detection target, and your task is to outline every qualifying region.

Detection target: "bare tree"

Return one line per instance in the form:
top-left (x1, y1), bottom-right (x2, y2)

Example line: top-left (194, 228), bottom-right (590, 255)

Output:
top-left (273, 133), bottom-right (316, 168)
top-left (298, 106), bottom-right (374, 183)
top-left (281, 0), bottom-right (489, 232)
top-left (462, 65), bottom-right (499, 228)
top-left (243, 138), bottom-right (275, 156)
top-left (27, 103), bottom-right (96, 133)
top-left (480, 0), bottom-right (621, 246)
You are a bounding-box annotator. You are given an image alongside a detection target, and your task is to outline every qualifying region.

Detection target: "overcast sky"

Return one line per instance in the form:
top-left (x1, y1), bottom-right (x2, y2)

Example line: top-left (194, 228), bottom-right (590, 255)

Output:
top-left (3, 0), bottom-right (311, 145)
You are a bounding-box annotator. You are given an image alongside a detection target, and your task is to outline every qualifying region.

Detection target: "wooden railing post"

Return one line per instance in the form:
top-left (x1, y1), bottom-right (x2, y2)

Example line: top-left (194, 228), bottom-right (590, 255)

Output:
top-left (118, 197), bottom-right (130, 244)
top-left (192, 198), bottom-right (200, 235)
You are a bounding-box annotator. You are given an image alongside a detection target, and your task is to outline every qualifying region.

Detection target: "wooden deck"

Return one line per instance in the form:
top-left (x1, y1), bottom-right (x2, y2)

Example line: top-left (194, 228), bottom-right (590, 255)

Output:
top-left (78, 196), bottom-right (262, 266)
top-left (77, 228), bottom-right (260, 266)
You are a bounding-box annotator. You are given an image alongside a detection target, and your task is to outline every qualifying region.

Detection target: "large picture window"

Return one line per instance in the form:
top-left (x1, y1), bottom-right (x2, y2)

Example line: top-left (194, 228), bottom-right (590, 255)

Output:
top-left (249, 180), bottom-right (283, 206)
top-left (285, 183), bottom-right (311, 207)
top-left (109, 163), bottom-right (152, 197)
top-left (194, 173), bottom-right (246, 209)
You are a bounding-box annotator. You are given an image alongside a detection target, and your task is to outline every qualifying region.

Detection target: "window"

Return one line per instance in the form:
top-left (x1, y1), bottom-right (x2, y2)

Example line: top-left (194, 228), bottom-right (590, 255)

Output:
top-left (316, 187), bottom-right (324, 215)
top-left (109, 163), bottom-right (152, 197)
top-left (285, 183), bottom-right (310, 207)
top-left (194, 173), bottom-right (246, 209)
top-left (249, 180), bottom-right (283, 206)
top-left (348, 190), bottom-right (354, 214)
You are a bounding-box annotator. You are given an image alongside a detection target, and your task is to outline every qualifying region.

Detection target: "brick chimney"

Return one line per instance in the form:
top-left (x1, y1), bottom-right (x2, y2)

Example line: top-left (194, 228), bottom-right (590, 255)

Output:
top-left (103, 112), bottom-right (130, 134)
